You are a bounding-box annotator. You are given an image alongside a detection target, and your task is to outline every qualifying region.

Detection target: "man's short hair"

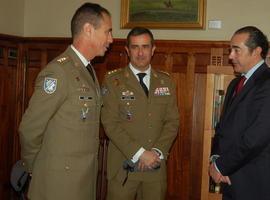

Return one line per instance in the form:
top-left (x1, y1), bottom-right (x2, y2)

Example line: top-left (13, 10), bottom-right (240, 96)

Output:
top-left (234, 26), bottom-right (269, 59)
top-left (71, 3), bottom-right (110, 39)
top-left (126, 27), bottom-right (154, 47)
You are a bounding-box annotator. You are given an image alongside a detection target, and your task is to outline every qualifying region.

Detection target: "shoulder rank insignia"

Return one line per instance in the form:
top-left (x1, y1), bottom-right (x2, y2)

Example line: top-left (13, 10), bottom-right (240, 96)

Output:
top-left (158, 70), bottom-right (170, 76)
top-left (57, 56), bottom-right (69, 64)
top-left (44, 77), bottom-right (57, 94)
top-left (107, 68), bottom-right (122, 75)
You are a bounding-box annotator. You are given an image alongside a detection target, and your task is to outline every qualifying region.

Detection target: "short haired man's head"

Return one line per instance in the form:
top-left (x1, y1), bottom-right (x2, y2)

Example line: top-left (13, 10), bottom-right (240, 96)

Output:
top-left (234, 26), bottom-right (269, 59)
top-left (125, 27), bottom-right (155, 71)
top-left (126, 27), bottom-right (154, 47)
top-left (71, 2), bottom-right (110, 39)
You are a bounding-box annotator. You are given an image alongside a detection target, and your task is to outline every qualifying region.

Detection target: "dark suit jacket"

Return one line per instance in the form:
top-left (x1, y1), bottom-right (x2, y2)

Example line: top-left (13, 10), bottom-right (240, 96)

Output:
top-left (212, 62), bottom-right (270, 200)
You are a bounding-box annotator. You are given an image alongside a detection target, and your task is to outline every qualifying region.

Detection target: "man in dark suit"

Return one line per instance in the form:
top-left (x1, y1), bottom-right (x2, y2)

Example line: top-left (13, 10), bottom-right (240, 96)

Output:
top-left (209, 26), bottom-right (270, 200)
top-left (19, 3), bottom-right (112, 199)
top-left (101, 27), bottom-right (179, 200)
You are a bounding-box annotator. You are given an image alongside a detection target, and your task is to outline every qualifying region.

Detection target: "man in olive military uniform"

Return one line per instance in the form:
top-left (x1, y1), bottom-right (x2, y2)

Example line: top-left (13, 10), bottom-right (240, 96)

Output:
top-left (19, 3), bottom-right (113, 200)
top-left (101, 27), bottom-right (179, 200)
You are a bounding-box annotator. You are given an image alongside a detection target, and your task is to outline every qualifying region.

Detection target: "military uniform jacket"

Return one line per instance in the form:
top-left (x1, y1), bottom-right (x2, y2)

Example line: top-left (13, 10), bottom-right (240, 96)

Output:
top-left (19, 46), bottom-right (101, 200)
top-left (101, 66), bottom-right (179, 181)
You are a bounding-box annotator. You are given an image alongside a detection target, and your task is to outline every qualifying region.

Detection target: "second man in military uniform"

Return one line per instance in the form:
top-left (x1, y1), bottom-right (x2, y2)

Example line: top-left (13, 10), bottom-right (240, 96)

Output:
top-left (101, 27), bottom-right (179, 200)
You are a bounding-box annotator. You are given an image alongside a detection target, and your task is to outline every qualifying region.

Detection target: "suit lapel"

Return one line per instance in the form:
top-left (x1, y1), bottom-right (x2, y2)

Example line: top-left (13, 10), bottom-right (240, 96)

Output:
top-left (223, 63), bottom-right (267, 122)
top-left (220, 78), bottom-right (238, 118)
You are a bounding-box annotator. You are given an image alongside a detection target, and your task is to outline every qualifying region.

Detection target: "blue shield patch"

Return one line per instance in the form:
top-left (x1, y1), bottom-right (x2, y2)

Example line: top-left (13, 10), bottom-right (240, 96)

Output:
top-left (44, 77), bottom-right (57, 94)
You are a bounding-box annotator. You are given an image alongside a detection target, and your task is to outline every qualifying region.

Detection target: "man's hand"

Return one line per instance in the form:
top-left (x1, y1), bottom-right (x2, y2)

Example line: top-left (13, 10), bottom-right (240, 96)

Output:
top-left (138, 150), bottom-right (161, 171)
top-left (209, 163), bottom-right (231, 185)
top-left (209, 162), bottom-right (222, 183)
top-left (220, 175), bottom-right (231, 185)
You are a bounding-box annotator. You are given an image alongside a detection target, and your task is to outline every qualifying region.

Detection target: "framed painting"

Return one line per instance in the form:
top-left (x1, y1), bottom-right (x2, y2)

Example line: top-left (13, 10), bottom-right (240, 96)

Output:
top-left (121, 0), bottom-right (206, 29)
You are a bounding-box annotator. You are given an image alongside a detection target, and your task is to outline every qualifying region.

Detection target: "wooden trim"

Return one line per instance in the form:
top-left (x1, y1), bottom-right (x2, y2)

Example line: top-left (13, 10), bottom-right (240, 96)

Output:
top-left (207, 65), bottom-right (235, 75)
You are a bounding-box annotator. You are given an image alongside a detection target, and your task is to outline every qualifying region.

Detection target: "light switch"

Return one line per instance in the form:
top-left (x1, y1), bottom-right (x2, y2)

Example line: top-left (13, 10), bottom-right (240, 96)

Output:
top-left (208, 20), bottom-right (222, 29)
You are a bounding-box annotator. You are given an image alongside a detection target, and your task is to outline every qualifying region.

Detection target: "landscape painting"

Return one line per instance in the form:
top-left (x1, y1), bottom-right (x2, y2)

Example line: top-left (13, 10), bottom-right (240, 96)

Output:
top-left (121, 0), bottom-right (206, 29)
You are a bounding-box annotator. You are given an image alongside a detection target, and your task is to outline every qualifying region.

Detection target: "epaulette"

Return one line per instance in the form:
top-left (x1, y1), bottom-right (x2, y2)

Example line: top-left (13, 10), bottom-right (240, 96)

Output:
top-left (106, 68), bottom-right (122, 76)
top-left (157, 70), bottom-right (170, 76)
top-left (56, 56), bottom-right (69, 64)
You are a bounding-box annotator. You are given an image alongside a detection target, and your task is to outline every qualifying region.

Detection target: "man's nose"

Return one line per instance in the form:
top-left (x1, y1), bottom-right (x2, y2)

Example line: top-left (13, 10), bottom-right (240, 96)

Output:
top-left (138, 47), bottom-right (143, 55)
top-left (108, 32), bottom-right (113, 43)
top-left (229, 51), bottom-right (234, 59)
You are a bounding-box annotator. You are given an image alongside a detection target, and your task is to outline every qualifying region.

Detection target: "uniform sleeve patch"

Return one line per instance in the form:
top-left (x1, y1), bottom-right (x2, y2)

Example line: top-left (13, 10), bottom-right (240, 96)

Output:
top-left (44, 77), bottom-right (57, 94)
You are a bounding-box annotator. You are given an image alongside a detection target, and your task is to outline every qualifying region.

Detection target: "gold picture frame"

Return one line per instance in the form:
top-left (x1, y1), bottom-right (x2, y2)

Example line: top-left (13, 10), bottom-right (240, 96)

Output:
top-left (121, 0), bottom-right (206, 29)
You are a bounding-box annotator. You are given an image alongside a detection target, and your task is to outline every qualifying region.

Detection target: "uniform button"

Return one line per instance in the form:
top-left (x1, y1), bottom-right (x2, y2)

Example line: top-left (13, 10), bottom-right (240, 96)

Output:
top-left (148, 139), bottom-right (152, 143)
top-left (148, 113), bottom-right (152, 117)
top-left (65, 166), bottom-right (70, 170)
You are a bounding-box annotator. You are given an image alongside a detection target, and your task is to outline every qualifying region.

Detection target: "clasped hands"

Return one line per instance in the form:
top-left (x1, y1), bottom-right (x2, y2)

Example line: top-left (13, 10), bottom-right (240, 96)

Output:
top-left (138, 150), bottom-right (161, 171)
top-left (209, 162), bottom-right (231, 185)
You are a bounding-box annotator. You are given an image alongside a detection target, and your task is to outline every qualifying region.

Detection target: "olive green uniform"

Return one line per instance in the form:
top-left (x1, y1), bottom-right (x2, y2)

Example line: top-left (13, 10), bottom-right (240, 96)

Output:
top-left (19, 46), bottom-right (101, 200)
top-left (101, 66), bottom-right (179, 199)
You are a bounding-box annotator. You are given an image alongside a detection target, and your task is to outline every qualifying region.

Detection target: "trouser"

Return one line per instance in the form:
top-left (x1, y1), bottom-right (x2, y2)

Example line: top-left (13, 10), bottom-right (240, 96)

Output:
top-left (106, 177), bottom-right (166, 200)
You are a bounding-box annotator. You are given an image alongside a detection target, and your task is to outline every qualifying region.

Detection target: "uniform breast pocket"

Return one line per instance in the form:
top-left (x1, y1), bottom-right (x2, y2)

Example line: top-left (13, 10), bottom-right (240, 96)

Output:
top-left (150, 97), bottom-right (169, 120)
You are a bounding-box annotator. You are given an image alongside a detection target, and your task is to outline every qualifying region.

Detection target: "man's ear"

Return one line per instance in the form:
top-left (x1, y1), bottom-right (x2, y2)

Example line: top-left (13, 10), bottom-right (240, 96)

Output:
top-left (151, 45), bottom-right (156, 56)
top-left (83, 23), bottom-right (94, 37)
top-left (253, 46), bottom-right (262, 57)
top-left (125, 46), bottom-right (130, 57)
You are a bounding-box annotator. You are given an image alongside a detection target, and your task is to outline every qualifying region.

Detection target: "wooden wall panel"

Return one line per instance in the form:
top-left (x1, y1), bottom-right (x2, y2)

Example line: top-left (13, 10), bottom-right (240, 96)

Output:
top-left (0, 34), bottom-right (234, 200)
top-left (167, 72), bottom-right (187, 200)
top-left (0, 39), bottom-right (19, 200)
top-left (190, 73), bottom-right (207, 200)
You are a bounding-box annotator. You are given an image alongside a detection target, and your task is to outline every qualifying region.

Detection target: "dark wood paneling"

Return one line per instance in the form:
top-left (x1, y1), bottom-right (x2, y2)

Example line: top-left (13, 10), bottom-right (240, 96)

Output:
top-left (0, 38), bottom-right (20, 200)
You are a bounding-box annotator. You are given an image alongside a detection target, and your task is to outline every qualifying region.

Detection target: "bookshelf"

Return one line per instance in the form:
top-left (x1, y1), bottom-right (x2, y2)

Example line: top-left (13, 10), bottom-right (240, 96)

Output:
top-left (201, 65), bottom-right (235, 200)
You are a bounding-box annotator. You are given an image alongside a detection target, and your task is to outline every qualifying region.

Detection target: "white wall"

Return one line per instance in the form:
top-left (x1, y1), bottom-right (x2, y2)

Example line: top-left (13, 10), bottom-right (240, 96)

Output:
top-left (0, 0), bottom-right (24, 36)
top-left (1, 0), bottom-right (270, 41)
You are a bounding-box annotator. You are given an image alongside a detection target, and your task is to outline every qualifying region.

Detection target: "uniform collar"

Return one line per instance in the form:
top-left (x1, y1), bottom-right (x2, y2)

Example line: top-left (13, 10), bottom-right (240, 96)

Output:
top-left (128, 63), bottom-right (151, 77)
top-left (71, 45), bottom-right (90, 67)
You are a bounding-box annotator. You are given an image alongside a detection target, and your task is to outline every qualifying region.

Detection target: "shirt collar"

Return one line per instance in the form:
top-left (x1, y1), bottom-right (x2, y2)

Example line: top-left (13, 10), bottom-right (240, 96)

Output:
top-left (244, 59), bottom-right (264, 81)
top-left (71, 45), bottom-right (90, 67)
top-left (128, 63), bottom-right (151, 77)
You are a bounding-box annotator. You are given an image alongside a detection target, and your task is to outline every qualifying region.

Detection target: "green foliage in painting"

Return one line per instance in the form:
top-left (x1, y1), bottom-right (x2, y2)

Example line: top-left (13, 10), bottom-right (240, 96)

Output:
top-left (130, 0), bottom-right (199, 22)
